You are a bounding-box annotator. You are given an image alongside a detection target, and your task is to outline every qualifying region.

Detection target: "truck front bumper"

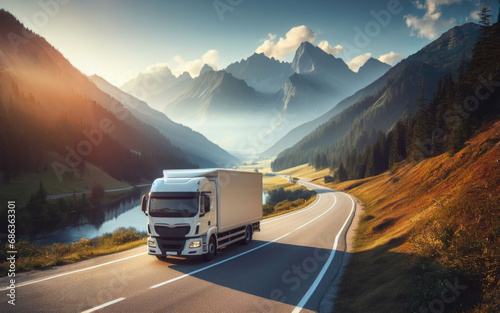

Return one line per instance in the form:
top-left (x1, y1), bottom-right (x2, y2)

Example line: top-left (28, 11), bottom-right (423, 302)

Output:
top-left (147, 237), bottom-right (204, 256)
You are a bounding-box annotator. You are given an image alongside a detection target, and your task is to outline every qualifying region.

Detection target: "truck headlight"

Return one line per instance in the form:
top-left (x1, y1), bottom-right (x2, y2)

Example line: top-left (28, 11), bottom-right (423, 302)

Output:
top-left (148, 239), bottom-right (156, 247)
top-left (189, 240), bottom-right (201, 248)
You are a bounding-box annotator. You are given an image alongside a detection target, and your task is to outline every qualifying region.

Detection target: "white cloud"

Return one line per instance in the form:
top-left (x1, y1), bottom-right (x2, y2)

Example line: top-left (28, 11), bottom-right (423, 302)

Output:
top-left (144, 62), bottom-right (170, 73)
top-left (404, 0), bottom-right (460, 40)
top-left (173, 55), bottom-right (184, 64)
top-left (255, 25), bottom-right (317, 60)
top-left (201, 50), bottom-right (219, 69)
top-left (470, 10), bottom-right (480, 21)
top-left (317, 40), bottom-right (344, 56)
top-left (347, 53), bottom-right (372, 72)
top-left (171, 49), bottom-right (219, 77)
top-left (378, 51), bottom-right (404, 65)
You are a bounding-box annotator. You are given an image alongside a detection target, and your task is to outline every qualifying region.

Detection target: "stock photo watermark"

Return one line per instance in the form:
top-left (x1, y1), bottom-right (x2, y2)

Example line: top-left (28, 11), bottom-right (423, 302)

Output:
top-left (213, 0), bottom-right (243, 21)
top-left (6, 201), bottom-right (17, 306)
top-left (410, 73), bottom-right (500, 162)
top-left (252, 235), bottom-right (335, 313)
top-left (236, 109), bottom-right (297, 159)
top-left (339, 0), bottom-right (403, 60)
top-left (76, 268), bottom-right (135, 312)
top-left (419, 277), bottom-right (467, 313)
top-left (8, 0), bottom-right (72, 52)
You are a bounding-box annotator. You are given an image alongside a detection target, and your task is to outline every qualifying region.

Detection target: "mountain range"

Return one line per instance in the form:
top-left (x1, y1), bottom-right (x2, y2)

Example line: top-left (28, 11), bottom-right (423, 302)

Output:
top-left (225, 53), bottom-right (293, 94)
top-left (0, 7), bottom-right (482, 186)
top-left (270, 22), bottom-right (481, 171)
top-left (121, 41), bottom-right (391, 153)
top-left (0, 10), bottom-right (237, 188)
top-left (120, 65), bottom-right (193, 111)
top-left (90, 75), bottom-right (239, 167)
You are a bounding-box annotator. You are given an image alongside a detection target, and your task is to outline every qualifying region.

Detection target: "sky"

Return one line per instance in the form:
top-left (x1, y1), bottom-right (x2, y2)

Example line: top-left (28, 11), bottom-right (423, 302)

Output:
top-left (1, 0), bottom-right (498, 87)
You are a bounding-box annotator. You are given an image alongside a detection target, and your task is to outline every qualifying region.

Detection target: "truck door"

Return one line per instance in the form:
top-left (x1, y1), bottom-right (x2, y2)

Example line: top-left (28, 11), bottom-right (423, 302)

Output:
top-left (198, 179), bottom-right (217, 236)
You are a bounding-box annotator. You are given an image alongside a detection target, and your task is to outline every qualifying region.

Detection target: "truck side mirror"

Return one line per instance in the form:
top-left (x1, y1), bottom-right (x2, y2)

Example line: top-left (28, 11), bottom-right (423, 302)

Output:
top-left (141, 194), bottom-right (149, 215)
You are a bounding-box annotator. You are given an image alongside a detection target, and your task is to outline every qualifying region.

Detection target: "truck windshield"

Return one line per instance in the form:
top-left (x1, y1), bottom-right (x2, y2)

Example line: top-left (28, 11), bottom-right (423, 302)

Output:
top-left (149, 196), bottom-right (199, 218)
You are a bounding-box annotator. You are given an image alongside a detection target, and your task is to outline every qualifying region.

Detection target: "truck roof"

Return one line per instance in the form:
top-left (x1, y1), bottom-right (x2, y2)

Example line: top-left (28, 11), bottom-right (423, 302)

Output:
top-left (163, 168), bottom-right (221, 179)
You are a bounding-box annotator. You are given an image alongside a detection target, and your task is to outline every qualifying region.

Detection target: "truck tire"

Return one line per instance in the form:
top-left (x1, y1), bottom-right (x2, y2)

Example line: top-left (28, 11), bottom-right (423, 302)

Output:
top-left (241, 226), bottom-right (252, 245)
top-left (203, 236), bottom-right (216, 261)
top-left (156, 255), bottom-right (167, 260)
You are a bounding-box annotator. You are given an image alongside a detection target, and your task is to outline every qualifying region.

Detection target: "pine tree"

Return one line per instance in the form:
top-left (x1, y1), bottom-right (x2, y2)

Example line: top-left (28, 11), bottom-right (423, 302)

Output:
top-left (414, 83), bottom-right (429, 136)
top-left (336, 162), bottom-right (349, 182)
top-left (478, 3), bottom-right (493, 39)
top-left (365, 145), bottom-right (376, 177)
top-left (314, 153), bottom-right (322, 170)
top-left (36, 182), bottom-right (47, 205)
top-left (330, 155), bottom-right (337, 170)
top-left (391, 121), bottom-right (408, 168)
top-left (320, 153), bottom-right (328, 169)
top-left (479, 3), bottom-right (493, 27)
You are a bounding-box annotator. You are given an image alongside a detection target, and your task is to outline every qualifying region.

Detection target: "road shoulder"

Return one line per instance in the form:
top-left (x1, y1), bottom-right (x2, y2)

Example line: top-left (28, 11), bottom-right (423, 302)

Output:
top-left (319, 193), bottom-right (364, 313)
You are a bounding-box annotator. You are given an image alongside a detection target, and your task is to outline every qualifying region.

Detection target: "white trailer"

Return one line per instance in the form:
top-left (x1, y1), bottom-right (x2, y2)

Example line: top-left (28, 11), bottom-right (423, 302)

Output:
top-left (141, 169), bottom-right (262, 261)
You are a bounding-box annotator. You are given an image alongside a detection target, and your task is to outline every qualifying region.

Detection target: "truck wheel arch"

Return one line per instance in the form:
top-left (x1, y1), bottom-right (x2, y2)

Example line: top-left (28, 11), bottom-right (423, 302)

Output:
top-left (203, 235), bottom-right (217, 262)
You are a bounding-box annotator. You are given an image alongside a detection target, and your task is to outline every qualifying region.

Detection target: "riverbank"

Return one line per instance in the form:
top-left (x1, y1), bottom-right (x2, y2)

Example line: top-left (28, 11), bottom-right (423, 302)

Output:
top-left (17, 185), bottom-right (150, 246)
top-left (0, 227), bottom-right (146, 277)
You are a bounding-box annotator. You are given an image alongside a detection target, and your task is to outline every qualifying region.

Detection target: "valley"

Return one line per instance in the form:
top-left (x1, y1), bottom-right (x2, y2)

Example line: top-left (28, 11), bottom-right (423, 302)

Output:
top-left (0, 1), bottom-right (499, 312)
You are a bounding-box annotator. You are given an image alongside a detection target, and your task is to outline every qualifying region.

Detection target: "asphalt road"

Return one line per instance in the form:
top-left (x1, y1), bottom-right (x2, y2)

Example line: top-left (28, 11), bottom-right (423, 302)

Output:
top-left (1, 180), bottom-right (356, 313)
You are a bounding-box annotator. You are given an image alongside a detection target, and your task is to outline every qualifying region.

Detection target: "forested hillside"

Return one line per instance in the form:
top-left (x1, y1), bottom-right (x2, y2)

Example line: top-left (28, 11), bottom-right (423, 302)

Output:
top-left (271, 23), bottom-right (481, 172)
top-left (0, 10), bottom-right (195, 186)
top-left (310, 14), bottom-right (500, 180)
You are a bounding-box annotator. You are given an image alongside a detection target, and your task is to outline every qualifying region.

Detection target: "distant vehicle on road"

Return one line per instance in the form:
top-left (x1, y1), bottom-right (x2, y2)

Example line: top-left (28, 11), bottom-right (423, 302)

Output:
top-left (142, 169), bottom-right (262, 261)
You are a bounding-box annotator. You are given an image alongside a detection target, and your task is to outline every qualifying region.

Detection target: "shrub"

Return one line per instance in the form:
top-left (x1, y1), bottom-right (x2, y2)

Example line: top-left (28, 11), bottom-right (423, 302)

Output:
top-left (266, 187), bottom-right (314, 206)
top-left (111, 227), bottom-right (143, 245)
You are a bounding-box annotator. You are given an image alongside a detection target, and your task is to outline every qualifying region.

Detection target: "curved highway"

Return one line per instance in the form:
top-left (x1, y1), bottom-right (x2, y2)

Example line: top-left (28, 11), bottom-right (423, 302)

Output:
top-left (0, 180), bottom-right (356, 313)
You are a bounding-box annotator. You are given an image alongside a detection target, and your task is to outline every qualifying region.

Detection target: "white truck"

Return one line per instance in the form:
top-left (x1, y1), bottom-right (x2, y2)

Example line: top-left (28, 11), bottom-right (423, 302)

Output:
top-left (141, 169), bottom-right (262, 261)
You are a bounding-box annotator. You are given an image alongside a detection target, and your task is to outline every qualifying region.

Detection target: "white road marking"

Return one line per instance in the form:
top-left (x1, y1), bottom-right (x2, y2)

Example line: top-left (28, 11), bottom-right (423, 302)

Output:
top-left (292, 193), bottom-right (356, 313)
top-left (150, 194), bottom-right (338, 289)
top-left (81, 297), bottom-right (126, 313)
top-left (0, 252), bottom-right (147, 290)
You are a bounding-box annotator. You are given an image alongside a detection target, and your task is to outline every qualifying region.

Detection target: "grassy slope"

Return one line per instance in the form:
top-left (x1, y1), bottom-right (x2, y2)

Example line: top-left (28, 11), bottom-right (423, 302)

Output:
top-left (311, 121), bottom-right (500, 312)
top-left (0, 152), bottom-right (131, 206)
top-left (263, 174), bottom-right (304, 191)
top-left (276, 163), bottom-right (332, 181)
top-left (238, 158), bottom-right (273, 173)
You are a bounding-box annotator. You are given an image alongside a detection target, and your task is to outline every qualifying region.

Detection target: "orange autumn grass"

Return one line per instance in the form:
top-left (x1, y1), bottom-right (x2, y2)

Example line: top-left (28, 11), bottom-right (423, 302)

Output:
top-left (313, 121), bottom-right (500, 312)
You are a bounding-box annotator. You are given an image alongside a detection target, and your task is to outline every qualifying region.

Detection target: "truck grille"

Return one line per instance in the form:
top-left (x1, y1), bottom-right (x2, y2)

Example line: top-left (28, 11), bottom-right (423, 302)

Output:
top-left (154, 225), bottom-right (190, 238)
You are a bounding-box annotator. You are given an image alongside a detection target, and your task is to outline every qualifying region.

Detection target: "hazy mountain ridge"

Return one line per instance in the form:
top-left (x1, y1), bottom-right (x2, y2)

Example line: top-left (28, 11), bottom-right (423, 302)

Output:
top-left (0, 10), bottom-right (195, 185)
top-left (164, 70), bottom-right (276, 119)
top-left (120, 66), bottom-right (193, 111)
top-left (357, 57), bottom-right (392, 86)
top-left (406, 23), bottom-right (480, 75)
top-left (160, 41), bottom-right (391, 152)
top-left (281, 42), bottom-right (391, 131)
top-left (90, 75), bottom-right (239, 167)
top-left (224, 52), bottom-right (293, 93)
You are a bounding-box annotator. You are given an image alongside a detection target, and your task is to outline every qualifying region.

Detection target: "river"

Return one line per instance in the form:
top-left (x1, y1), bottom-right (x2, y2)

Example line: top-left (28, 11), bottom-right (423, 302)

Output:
top-left (34, 193), bottom-right (147, 245)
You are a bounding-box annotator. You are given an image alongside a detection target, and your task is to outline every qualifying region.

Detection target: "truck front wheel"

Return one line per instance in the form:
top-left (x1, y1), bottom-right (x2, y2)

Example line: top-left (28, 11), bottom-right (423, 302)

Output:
top-left (241, 226), bottom-right (252, 245)
top-left (203, 236), bottom-right (216, 261)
